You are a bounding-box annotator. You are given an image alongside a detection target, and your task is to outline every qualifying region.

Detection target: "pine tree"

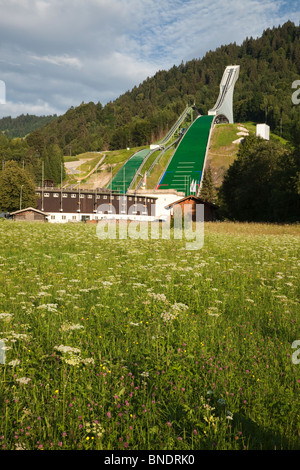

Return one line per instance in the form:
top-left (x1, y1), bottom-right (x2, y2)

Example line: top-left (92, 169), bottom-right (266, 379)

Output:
top-left (199, 166), bottom-right (217, 203)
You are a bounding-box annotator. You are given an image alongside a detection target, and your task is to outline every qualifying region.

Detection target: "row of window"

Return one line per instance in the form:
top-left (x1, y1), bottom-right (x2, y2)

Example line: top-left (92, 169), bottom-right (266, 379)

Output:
top-left (50, 211), bottom-right (148, 220)
top-left (37, 193), bottom-right (154, 203)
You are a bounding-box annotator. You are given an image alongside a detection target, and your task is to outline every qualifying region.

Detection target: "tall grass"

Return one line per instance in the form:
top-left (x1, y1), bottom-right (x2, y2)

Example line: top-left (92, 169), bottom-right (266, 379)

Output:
top-left (0, 220), bottom-right (299, 450)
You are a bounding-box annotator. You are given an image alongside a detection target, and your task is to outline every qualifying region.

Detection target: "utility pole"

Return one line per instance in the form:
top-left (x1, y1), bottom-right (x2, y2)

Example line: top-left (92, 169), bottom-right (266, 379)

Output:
top-left (20, 185), bottom-right (24, 210)
top-left (42, 161), bottom-right (44, 211)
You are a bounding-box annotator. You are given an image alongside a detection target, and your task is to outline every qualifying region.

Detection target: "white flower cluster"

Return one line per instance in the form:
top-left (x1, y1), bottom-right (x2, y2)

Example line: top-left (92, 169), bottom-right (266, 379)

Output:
top-left (161, 302), bottom-right (189, 322)
top-left (54, 345), bottom-right (81, 354)
top-left (8, 359), bottom-right (21, 367)
top-left (148, 292), bottom-right (167, 302)
top-left (54, 344), bottom-right (94, 367)
top-left (16, 377), bottom-right (31, 385)
top-left (0, 313), bottom-right (13, 321)
top-left (60, 322), bottom-right (84, 332)
top-left (37, 303), bottom-right (58, 312)
top-left (85, 421), bottom-right (105, 438)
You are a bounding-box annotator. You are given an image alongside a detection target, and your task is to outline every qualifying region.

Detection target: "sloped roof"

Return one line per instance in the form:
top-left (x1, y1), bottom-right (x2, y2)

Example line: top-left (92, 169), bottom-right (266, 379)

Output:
top-left (10, 207), bottom-right (49, 216)
top-left (164, 195), bottom-right (218, 210)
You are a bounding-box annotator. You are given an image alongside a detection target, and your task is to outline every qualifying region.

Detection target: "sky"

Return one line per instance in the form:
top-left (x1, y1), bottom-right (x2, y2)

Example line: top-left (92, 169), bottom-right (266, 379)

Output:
top-left (0, 0), bottom-right (299, 118)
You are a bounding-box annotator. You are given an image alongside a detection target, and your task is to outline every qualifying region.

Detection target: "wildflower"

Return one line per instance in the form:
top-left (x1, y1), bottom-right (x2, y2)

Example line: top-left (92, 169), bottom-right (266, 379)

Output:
top-left (60, 322), bottom-right (84, 332)
top-left (54, 345), bottom-right (81, 354)
top-left (16, 377), bottom-right (31, 385)
top-left (8, 359), bottom-right (20, 367)
top-left (217, 398), bottom-right (226, 406)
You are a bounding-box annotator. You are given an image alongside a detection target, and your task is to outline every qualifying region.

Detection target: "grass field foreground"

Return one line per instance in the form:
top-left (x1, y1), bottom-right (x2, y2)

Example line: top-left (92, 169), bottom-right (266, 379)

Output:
top-left (0, 220), bottom-right (299, 450)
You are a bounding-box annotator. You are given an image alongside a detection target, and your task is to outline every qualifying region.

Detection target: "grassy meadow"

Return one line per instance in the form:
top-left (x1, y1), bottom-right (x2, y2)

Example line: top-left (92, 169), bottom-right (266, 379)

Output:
top-left (0, 219), bottom-right (299, 450)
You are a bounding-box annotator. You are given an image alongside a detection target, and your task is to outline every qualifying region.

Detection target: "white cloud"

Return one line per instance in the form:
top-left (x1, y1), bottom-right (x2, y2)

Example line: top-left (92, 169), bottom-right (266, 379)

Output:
top-left (30, 54), bottom-right (82, 69)
top-left (1, 100), bottom-right (58, 117)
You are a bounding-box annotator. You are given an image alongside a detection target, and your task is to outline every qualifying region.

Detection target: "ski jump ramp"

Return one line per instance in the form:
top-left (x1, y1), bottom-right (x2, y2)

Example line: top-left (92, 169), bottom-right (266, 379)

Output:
top-left (208, 65), bottom-right (240, 124)
top-left (108, 106), bottom-right (197, 194)
top-left (157, 65), bottom-right (240, 196)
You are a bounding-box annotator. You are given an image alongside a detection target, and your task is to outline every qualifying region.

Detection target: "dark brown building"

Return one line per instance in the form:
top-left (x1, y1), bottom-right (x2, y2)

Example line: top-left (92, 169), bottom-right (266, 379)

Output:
top-left (34, 188), bottom-right (156, 222)
top-left (165, 195), bottom-right (217, 222)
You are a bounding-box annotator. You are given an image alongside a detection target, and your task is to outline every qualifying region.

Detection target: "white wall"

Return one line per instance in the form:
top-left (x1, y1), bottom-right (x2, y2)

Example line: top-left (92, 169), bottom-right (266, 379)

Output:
top-left (46, 212), bottom-right (156, 223)
top-left (256, 124), bottom-right (270, 140)
top-left (137, 193), bottom-right (183, 220)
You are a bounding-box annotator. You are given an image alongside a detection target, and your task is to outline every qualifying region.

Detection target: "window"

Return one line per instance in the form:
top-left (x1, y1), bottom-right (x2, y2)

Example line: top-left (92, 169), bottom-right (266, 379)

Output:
top-left (53, 193), bottom-right (59, 198)
top-left (36, 192), bottom-right (41, 197)
top-left (63, 193), bottom-right (68, 198)
top-left (71, 194), bottom-right (76, 198)
top-left (129, 197), bottom-right (132, 201)
top-left (51, 215), bottom-right (55, 220)
top-left (87, 195), bottom-right (93, 199)
top-left (62, 215), bottom-right (66, 220)
top-left (80, 194), bottom-right (85, 199)
top-left (72, 215), bottom-right (77, 220)
top-left (96, 195), bottom-right (101, 199)
top-left (116, 196), bottom-right (120, 200)
top-left (103, 195), bottom-right (107, 200)
top-left (44, 193), bottom-right (49, 197)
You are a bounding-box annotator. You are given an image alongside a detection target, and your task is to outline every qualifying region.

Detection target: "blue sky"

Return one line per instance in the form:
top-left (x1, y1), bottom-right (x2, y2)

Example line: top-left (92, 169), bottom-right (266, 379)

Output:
top-left (0, 0), bottom-right (299, 118)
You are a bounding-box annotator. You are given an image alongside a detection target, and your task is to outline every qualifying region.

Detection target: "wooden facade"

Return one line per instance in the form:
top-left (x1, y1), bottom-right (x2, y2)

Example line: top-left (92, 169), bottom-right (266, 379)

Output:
top-left (165, 195), bottom-right (217, 222)
top-left (11, 207), bottom-right (49, 222)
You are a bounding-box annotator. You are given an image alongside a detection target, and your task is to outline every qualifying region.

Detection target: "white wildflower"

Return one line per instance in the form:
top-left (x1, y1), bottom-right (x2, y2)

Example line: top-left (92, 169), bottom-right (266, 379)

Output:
top-left (148, 292), bottom-right (167, 302)
top-left (54, 345), bottom-right (81, 354)
top-left (60, 322), bottom-right (84, 332)
top-left (8, 359), bottom-right (21, 367)
top-left (16, 377), bottom-right (31, 385)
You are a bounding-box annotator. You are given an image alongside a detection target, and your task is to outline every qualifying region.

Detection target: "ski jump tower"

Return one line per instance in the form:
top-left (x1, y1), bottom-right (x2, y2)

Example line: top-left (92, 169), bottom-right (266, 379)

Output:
top-left (208, 65), bottom-right (240, 124)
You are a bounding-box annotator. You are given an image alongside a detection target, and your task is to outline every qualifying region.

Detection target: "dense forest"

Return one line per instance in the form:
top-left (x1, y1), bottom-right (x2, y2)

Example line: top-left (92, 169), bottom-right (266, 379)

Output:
top-left (0, 114), bottom-right (57, 139)
top-left (0, 21), bottom-right (299, 189)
